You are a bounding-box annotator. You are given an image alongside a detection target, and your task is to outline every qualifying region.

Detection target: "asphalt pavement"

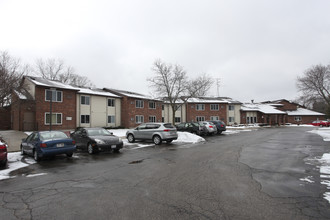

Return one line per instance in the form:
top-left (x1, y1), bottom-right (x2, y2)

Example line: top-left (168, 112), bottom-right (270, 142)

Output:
top-left (0, 126), bottom-right (330, 219)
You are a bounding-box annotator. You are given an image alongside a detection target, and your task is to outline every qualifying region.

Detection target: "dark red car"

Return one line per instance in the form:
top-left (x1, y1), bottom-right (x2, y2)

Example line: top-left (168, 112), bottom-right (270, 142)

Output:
top-left (0, 137), bottom-right (8, 168)
top-left (309, 120), bottom-right (330, 127)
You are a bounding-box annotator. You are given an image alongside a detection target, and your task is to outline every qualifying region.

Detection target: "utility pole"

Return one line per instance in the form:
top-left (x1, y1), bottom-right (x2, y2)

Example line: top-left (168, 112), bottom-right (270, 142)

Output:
top-left (216, 78), bottom-right (221, 97)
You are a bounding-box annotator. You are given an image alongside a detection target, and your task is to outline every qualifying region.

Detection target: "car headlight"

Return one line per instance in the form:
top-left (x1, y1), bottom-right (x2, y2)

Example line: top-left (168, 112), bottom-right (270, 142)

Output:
top-left (95, 139), bottom-right (105, 145)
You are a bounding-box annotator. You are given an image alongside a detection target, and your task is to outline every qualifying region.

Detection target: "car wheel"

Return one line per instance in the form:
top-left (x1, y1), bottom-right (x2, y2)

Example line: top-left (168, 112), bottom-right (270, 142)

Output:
top-left (21, 145), bottom-right (25, 155)
top-left (33, 150), bottom-right (40, 162)
top-left (153, 135), bottom-right (162, 145)
top-left (66, 152), bottom-right (73, 157)
top-left (320, 124), bottom-right (324, 127)
top-left (218, 131), bottom-right (222, 134)
top-left (127, 134), bottom-right (135, 143)
top-left (87, 143), bottom-right (95, 154)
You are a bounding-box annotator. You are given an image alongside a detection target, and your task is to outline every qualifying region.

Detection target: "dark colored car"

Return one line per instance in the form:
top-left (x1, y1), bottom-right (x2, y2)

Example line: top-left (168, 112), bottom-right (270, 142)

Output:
top-left (21, 131), bottom-right (76, 161)
top-left (0, 137), bottom-right (8, 168)
top-left (209, 120), bottom-right (226, 134)
top-left (175, 122), bottom-right (206, 136)
top-left (71, 127), bottom-right (123, 154)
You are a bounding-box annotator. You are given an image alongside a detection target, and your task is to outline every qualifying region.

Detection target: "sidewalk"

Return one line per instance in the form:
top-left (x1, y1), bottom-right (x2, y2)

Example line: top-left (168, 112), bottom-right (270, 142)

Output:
top-left (0, 130), bottom-right (28, 152)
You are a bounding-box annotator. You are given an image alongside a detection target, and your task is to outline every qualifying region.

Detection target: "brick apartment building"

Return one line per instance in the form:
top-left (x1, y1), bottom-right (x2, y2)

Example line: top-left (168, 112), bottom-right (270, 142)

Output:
top-left (104, 88), bottom-right (162, 128)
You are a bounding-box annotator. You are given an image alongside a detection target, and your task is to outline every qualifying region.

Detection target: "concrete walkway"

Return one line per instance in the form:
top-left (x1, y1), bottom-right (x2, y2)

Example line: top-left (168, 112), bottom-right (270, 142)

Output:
top-left (0, 130), bottom-right (28, 152)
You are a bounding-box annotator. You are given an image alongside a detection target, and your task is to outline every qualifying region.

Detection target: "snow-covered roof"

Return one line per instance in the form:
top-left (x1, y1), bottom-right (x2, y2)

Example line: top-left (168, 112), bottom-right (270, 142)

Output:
top-left (104, 88), bottom-right (161, 101)
top-left (14, 90), bottom-right (27, 100)
top-left (241, 103), bottom-right (286, 114)
top-left (187, 98), bottom-right (228, 103)
top-left (287, 108), bottom-right (325, 116)
top-left (25, 76), bottom-right (80, 91)
top-left (78, 88), bottom-right (120, 98)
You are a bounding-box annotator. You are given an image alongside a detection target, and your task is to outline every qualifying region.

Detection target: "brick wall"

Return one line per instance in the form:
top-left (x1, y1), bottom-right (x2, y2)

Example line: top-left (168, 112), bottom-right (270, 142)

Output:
top-left (287, 115), bottom-right (326, 124)
top-left (0, 106), bottom-right (11, 130)
top-left (186, 103), bottom-right (227, 124)
top-left (121, 97), bottom-right (162, 128)
top-left (35, 87), bottom-right (77, 131)
top-left (276, 100), bottom-right (299, 111)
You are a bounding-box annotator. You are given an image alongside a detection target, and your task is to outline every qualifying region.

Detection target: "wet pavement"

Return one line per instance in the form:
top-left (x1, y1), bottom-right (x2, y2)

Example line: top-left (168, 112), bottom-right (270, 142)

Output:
top-left (0, 127), bottom-right (330, 219)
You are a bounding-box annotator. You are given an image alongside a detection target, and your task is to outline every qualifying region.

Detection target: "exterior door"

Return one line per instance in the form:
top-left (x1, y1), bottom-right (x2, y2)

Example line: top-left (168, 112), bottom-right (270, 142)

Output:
top-left (23, 112), bottom-right (35, 131)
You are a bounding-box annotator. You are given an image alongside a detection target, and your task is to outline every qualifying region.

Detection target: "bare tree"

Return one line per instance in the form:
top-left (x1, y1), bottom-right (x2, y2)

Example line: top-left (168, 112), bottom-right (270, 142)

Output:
top-left (148, 59), bottom-right (213, 124)
top-left (34, 58), bottom-right (94, 87)
top-left (0, 51), bottom-right (29, 107)
top-left (297, 64), bottom-right (330, 115)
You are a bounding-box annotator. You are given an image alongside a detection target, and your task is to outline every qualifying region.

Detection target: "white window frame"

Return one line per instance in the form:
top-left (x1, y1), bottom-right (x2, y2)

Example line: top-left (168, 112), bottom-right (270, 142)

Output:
top-left (149, 101), bottom-right (156, 109)
top-left (81, 115), bottom-right (90, 124)
top-left (108, 99), bottom-right (115, 107)
top-left (229, 117), bottom-right (235, 123)
top-left (108, 115), bottom-right (115, 123)
top-left (229, 105), bottom-right (235, 111)
top-left (136, 100), bottom-right (144, 108)
top-left (149, 115), bottom-right (156, 122)
top-left (45, 113), bottom-right (62, 125)
top-left (196, 104), bottom-right (205, 111)
top-left (136, 115), bottom-right (144, 123)
top-left (210, 116), bottom-right (219, 120)
top-left (175, 117), bottom-right (181, 123)
top-left (294, 116), bottom-right (302, 122)
top-left (210, 104), bottom-right (219, 111)
top-left (45, 89), bottom-right (63, 102)
top-left (196, 116), bottom-right (205, 122)
top-left (81, 96), bottom-right (90, 105)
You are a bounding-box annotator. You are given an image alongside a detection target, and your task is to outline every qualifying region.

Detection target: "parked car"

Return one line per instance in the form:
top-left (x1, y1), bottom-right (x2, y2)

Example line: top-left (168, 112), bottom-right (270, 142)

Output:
top-left (71, 127), bottom-right (123, 154)
top-left (21, 131), bottom-right (76, 161)
top-left (309, 120), bottom-right (329, 127)
top-left (126, 123), bottom-right (178, 145)
top-left (0, 137), bottom-right (8, 168)
top-left (175, 122), bottom-right (206, 136)
top-left (200, 121), bottom-right (217, 135)
top-left (209, 120), bottom-right (226, 134)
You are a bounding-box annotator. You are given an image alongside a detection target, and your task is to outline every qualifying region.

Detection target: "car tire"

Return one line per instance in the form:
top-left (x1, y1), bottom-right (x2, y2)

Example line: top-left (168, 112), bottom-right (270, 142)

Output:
top-left (33, 150), bottom-right (40, 162)
top-left (66, 152), bottom-right (73, 157)
top-left (153, 135), bottom-right (162, 145)
top-left (218, 131), bottom-right (222, 134)
top-left (21, 145), bottom-right (25, 155)
top-left (127, 134), bottom-right (135, 143)
top-left (87, 143), bottom-right (95, 154)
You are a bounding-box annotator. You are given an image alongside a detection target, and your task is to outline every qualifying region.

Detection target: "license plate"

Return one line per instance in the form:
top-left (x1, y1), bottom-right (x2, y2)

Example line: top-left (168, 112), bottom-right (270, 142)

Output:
top-left (57, 143), bottom-right (64, 147)
top-left (111, 145), bottom-right (117, 149)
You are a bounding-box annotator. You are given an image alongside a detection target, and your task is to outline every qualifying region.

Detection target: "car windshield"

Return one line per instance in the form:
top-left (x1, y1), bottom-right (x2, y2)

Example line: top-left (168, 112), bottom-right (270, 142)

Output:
top-left (40, 131), bottom-right (68, 141)
top-left (87, 128), bottom-right (111, 136)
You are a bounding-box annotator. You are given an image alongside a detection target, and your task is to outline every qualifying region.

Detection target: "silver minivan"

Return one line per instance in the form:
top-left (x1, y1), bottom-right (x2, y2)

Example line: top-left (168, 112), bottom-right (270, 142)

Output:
top-left (126, 123), bottom-right (178, 145)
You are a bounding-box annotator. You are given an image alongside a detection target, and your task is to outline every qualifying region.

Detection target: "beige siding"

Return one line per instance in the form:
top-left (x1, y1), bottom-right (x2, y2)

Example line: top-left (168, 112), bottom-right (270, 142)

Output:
top-left (162, 103), bottom-right (186, 124)
top-left (227, 104), bottom-right (241, 125)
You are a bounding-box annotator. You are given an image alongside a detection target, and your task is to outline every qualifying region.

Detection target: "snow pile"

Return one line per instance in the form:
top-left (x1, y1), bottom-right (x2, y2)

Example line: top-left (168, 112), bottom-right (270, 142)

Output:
top-left (174, 132), bottom-right (205, 143)
top-left (318, 153), bottom-right (330, 203)
top-left (0, 152), bottom-right (36, 180)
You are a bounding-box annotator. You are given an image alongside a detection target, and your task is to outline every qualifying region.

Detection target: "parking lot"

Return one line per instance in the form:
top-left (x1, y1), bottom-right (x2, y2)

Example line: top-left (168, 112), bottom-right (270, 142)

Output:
top-left (1, 126), bottom-right (330, 219)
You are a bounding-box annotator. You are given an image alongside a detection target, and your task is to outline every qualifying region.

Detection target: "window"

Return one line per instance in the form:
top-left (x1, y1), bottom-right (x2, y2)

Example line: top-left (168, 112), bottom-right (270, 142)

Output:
top-left (45, 90), bottom-right (62, 102)
top-left (81, 96), bottom-right (90, 105)
top-left (210, 116), bottom-right (219, 120)
top-left (176, 105), bottom-right (182, 111)
top-left (45, 113), bottom-right (62, 125)
top-left (175, 117), bottom-right (181, 123)
top-left (149, 101), bottom-right (156, 109)
top-left (108, 115), bottom-right (115, 123)
top-left (162, 105), bottom-right (164, 110)
top-left (229, 105), bottom-right (235, 111)
top-left (108, 99), bottom-right (115, 107)
top-left (149, 116), bottom-right (156, 122)
top-left (294, 116), bottom-right (302, 122)
top-left (81, 115), bottom-right (90, 124)
top-left (136, 100), bottom-right (144, 108)
top-left (196, 104), bottom-right (205, 111)
top-left (196, 116), bottom-right (205, 122)
top-left (229, 117), bottom-right (235, 123)
top-left (210, 104), bottom-right (219, 111)
top-left (136, 115), bottom-right (144, 123)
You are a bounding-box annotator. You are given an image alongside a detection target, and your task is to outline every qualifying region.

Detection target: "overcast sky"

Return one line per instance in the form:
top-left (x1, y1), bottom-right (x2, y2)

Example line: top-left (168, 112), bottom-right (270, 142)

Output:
top-left (1, 0), bottom-right (330, 102)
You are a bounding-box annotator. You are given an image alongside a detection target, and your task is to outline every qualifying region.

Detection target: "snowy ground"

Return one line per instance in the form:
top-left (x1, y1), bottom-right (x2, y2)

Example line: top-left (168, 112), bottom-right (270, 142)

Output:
top-left (304, 127), bottom-right (330, 203)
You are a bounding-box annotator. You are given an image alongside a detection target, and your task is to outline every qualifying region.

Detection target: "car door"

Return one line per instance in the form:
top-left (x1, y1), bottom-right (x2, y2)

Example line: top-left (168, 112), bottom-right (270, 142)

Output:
top-left (71, 129), bottom-right (83, 147)
top-left (25, 132), bottom-right (39, 155)
top-left (135, 124), bottom-right (147, 139)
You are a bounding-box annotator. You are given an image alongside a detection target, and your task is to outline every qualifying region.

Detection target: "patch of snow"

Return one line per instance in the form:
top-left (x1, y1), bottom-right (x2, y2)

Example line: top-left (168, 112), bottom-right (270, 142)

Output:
top-left (0, 152), bottom-right (36, 180)
top-left (25, 173), bottom-right (47, 178)
top-left (308, 128), bottom-right (330, 141)
top-left (174, 132), bottom-right (205, 143)
top-left (300, 176), bottom-right (315, 183)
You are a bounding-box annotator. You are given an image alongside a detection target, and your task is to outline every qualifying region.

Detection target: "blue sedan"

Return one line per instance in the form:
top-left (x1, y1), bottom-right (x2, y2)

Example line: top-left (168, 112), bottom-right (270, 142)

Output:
top-left (21, 131), bottom-right (76, 161)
